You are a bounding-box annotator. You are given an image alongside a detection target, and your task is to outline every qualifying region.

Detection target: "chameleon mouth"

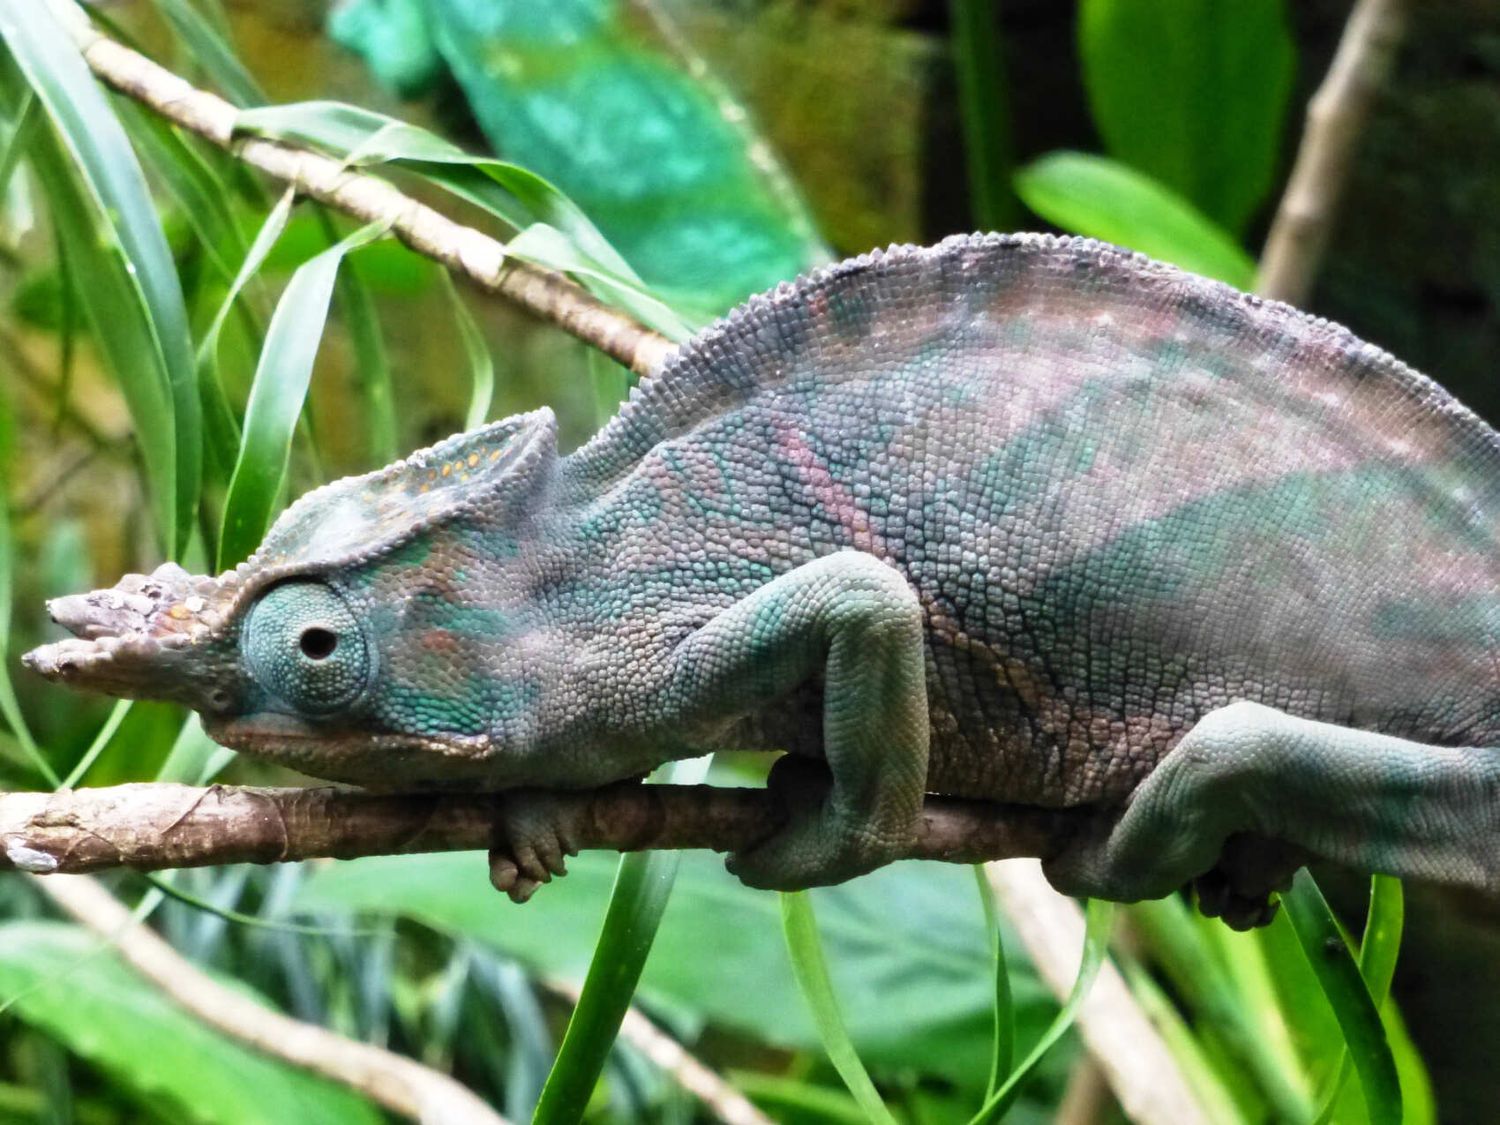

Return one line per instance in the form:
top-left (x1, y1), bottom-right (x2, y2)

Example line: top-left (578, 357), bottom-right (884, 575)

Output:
top-left (21, 562), bottom-right (239, 708)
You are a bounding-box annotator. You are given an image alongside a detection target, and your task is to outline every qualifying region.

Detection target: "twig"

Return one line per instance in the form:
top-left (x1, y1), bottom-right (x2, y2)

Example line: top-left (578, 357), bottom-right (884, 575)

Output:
top-left (42, 0), bottom-right (676, 377)
top-left (547, 980), bottom-right (775, 1125)
top-left (0, 782), bottom-right (1074, 876)
top-left (37, 873), bottom-right (509, 1125)
top-left (1255, 0), bottom-right (1409, 304)
top-left (984, 860), bottom-right (1209, 1125)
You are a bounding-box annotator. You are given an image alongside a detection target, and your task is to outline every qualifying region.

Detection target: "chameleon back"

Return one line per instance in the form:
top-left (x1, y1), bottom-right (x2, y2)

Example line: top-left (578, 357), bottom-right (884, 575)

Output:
top-left (564, 233), bottom-right (1500, 807)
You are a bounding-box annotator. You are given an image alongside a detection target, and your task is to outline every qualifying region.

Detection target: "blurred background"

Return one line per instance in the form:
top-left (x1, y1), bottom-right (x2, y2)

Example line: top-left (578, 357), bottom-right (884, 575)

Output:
top-left (1, 1), bottom-right (1498, 1121)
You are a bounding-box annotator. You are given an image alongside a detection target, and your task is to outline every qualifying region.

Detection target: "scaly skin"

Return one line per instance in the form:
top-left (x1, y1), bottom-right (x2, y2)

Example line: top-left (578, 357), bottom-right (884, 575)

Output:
top-left (26, 234), bottom-right (1500, 925)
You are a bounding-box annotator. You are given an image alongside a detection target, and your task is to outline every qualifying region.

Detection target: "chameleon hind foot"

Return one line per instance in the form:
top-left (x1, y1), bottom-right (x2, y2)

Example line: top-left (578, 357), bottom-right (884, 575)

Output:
top-left (1191, 834), bottom-right (1304, 931)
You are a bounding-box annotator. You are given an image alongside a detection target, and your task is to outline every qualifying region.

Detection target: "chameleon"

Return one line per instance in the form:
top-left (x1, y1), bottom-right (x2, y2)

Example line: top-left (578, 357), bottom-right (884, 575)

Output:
top-left (24, 232), bottom-right (1500, 929)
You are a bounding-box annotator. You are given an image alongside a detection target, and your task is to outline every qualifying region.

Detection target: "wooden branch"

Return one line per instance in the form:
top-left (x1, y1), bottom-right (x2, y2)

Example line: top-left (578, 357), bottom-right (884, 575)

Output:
top-left (0, 781), bottom-right (1075, 877)
top-left (1255, 0), bottom-right (1409, 304)
top-left (42, 0), bottom-right (676, 377)
top-left (40, 873), bottom-right (510, 1125)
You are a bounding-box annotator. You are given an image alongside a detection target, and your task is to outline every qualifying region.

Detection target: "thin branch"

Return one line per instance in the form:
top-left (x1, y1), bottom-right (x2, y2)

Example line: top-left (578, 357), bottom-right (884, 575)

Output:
top-left (984, 860), bottom-right (1210, 1125)
top-left (37, 873), bottom-right (510, 1125)
top-left (0, 782), bottom-right (1073, 876)
top-left (1255, 0), bottom-right (1409, 304)
top-left (42, 0), bottom-right (676, 377)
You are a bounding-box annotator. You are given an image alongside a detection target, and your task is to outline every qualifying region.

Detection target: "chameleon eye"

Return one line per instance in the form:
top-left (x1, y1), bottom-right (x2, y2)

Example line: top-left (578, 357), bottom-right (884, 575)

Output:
top-left (243, 581), bottom-right (370, 715)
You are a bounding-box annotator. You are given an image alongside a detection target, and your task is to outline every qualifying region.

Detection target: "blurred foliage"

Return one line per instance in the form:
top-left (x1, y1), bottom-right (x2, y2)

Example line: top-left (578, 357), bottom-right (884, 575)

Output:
top-left (0, 0), bottom-right (1494, 1121)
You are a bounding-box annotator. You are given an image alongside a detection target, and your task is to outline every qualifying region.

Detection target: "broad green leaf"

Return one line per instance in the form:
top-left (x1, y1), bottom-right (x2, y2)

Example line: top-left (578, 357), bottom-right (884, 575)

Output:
top-left (970, 898), bottom-right (1114, 1124)
top-left (0, 921), bottom-right (381, 1125)
top-left (219, 219), bottom-right (389, 568)
top-left (0, 2), bottom-right (199, 558)
top-left (298, 851), bottom-right (1058, 1088)
top-left (782, 891), bottom-right (899, 1125)
top-left (0, 1), bottom-right (199, 553)
top-left (1282, 872), bottom-right (1402, 1125)
top-left (330, 0), bottom-right (821, 314)
top-left (1016, 151), bottom-right (1257, 288)
top-left (1079, 0), bottom-right (1294, 234)
top-left (533, 756), bottom-right (710, 1125)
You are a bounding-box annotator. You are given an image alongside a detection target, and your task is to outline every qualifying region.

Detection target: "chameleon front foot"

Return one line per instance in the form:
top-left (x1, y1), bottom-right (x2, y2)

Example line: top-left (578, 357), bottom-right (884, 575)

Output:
top-left (1191, 835), bottom-right (1304, 931)
top-left (488, 792), bottom-right (579, 904)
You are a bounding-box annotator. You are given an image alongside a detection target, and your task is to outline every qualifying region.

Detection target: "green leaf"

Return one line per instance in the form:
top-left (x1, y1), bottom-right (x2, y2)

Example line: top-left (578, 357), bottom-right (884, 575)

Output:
top-left (533, 758), bottom-right (710, 1125)
top-left (218, 218), bottom-right (389, 568)
top-left (1078, 0), bottom-right (1294, 234)
top-left (1312, 875), bottom-right (1406, 1123)
top-left (299, 852), bottom-right (1057, 1089)
top-left (321, 209), bottom-right (397, 464)
top-left (235, 100), bottom-right (693, 339)
top-left (155, 0), bottom-right (266, 108)
top-left (973, 864), bottom-right (1013, 1096)
top-left (949, 0), bottom-right (1018, 231)
top-left (441, 270), bottom-right (495, 431)
top-left (1282, 871), bottom-right (1402, 1125)
top-left (782, 891), bottom-right (899, 1125)
top-left (969, 898), bottom-right (1114, 1124)
top-left (0, 0), bottom-right (200, 553)
top-left (0, 921), bottom-right (381, 1125)
top-left (332, 0), bottom-right (821, 312)
top-left (195, 187), bottom-right (296, 482)
top-left (1016, 151), bottom-right (1256, 288)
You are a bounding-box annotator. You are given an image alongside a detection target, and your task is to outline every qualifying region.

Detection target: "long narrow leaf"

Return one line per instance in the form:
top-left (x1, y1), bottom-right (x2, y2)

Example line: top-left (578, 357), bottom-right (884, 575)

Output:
top-left (441, 271), bottom-right (494, 431)
top-left (781, 891), bottom-right (899, 1125)
top-left (949, 0), bottom-right (1018, 230)
top-left (0, 0), bottom-right (200, 554)
top-left (236, 101), bottom-right (693, 339)
top-left (155, 0), bottom-right (265, 108)
top-left (972, 864), bottom-right (1013, 1096)
top-left (1282, 871), bottom-right (1402, 1125)
top-left (532, 756), bottom-right (709, 1124)
top-left (219, 219), bottom-right (389, 567)
top-left (1312, 875), bottom-right (1406, 1123)
top-left (194, 188), bottom-right (295, 489)
top-left (970, 898), bottom-right (1115, 1124)
top-left (321, 209), bottom-right (397, 463)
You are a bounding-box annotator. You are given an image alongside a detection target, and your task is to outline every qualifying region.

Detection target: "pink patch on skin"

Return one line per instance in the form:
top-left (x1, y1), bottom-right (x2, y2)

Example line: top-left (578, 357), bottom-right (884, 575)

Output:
top-left (772, 417), bottom-right (883, 554)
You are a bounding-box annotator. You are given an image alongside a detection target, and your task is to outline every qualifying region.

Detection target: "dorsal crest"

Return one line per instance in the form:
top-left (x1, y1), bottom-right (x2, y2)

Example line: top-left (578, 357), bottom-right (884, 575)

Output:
top-left (242, 408), bottom-right (558, 579)
top-left (565, 232), bottom-right (1500, 501)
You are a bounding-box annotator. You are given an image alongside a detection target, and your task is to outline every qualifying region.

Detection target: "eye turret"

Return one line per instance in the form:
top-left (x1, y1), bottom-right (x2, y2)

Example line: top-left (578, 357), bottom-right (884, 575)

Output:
top-left (243, 582), bottom-right (371, 714)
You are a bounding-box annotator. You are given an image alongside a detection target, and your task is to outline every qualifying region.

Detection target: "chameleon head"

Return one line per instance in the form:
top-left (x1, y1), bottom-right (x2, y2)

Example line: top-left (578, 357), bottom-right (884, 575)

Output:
top-left (22, 409), bottom-right (561, 787)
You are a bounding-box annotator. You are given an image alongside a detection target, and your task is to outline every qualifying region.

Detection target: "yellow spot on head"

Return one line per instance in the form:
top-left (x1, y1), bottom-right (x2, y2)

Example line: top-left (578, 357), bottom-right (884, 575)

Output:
top-left (467, 452), bottom-right (480, 468)
top-left (168, 604), bottom-right (191, 620)
top-left (442, 464), bottom-right (452, 477)
top-left (489, 449), bottom-right (502, 462)
top-left (420, 483), bottom-right (431, 493)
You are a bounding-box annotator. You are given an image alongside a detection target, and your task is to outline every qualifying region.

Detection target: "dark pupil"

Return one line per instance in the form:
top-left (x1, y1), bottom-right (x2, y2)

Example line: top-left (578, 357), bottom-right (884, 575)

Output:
top-left (299, 627), bottom-right (338, 661)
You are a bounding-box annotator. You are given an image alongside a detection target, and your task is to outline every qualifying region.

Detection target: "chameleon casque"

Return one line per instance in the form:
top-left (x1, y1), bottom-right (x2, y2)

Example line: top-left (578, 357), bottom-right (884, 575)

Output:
top-left (24, 233), bottom-right (1500, 929)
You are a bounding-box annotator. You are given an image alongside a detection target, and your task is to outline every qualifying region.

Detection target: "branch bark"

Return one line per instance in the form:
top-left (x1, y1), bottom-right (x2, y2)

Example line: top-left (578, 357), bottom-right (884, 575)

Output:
top-left (1255, 0), bottom-right (1409, 304)
top-left (44, 0), bottom-right (677, 377)
top-left (0, 781), bottom-right (1075, 877)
